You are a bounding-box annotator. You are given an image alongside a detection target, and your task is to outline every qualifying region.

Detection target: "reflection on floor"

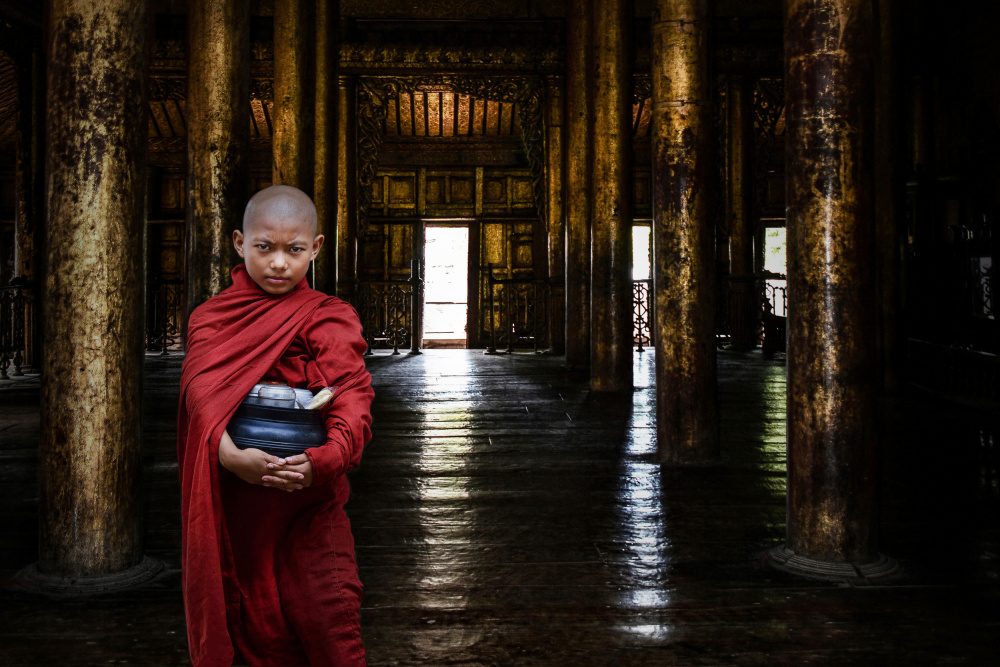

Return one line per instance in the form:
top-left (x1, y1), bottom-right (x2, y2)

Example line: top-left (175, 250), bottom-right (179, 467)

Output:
top-left (0, 350), bottom-right (997, 665)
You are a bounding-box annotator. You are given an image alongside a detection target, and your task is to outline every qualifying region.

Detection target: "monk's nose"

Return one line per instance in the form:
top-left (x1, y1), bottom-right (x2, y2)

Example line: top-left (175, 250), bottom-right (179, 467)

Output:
top-left (271, 252), bottom-right (288, 270)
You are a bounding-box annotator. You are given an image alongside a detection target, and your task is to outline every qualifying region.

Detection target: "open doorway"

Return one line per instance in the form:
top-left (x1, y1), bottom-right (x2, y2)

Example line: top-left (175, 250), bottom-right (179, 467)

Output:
top-left (423, 225), bottom-right (469, 348)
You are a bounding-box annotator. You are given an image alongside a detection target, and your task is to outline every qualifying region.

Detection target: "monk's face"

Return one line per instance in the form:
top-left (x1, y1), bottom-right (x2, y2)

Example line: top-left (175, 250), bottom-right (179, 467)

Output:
top-left (234, 210), bottom-right (324, 295)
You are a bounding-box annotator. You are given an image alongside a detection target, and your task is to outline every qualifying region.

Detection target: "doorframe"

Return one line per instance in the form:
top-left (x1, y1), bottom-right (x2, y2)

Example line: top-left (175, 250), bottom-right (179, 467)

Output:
top-left (419, 219), bottom-right (478, 348)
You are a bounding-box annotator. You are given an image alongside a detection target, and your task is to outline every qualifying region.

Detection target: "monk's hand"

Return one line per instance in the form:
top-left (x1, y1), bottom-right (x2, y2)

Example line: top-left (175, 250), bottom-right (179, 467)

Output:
top-left (267, 453), bottom-right (314, 490)
top-left (218, 429), bottom-right (304, 492)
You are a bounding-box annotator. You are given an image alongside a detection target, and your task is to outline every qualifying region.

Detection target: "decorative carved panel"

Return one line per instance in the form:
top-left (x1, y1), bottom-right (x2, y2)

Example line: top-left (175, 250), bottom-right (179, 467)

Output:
top-left (357, 76), bottom-right (545, 235)
top-left (633, 169), bottom-right (651, 218)
top-left (752, 77), bottom-right (785, 220)
top-left (360, 221), bottom-right (415, 282)
top-left (158, 173), bottom-right (185, 215)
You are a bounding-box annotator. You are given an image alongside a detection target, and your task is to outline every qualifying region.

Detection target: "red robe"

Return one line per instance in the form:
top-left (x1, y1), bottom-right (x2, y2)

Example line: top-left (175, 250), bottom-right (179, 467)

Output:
top-left (178, 265), bottom-right (373, 667)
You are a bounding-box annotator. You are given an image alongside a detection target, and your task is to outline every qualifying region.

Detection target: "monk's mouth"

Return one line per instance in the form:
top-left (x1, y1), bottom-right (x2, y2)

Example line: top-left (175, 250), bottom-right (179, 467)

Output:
top-left (266, 277), bottom-right (288, 285)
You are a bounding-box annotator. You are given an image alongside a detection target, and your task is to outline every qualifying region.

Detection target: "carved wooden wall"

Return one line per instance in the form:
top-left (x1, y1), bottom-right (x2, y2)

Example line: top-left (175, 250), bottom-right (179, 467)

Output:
top-left (360, 165), bottom-right (539, 348)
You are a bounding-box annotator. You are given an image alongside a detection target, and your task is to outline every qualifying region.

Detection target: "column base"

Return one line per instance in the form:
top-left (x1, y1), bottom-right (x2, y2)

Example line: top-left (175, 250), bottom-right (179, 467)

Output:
top-left (762, 545), bottom-right (901, 585)
top-left (15, 556), bottom-right (163, 597)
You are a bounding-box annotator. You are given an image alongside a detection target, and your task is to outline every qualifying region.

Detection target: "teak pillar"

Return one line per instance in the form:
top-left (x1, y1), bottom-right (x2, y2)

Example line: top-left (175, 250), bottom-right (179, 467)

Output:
top-left (12, 46), bottom-right (45, 369)
top-left (651, 0), bottom-right (718, 463)
top-left (769, 0), bottom-right (897, 581)
top-left (875, 0), bottom-right (904, 393)
top-left (313, 0), bottom-right (339, 295)
top-left (34, 0), bottom-right (158, 590)
top-left (727, 74), bottom-right (757, 351)
top-left (186, 0), bottom-right (249, 317)
top-left (336, 75), bottom-right (358, 301)
top-left (590, 0), bottom-right (633, 392)
top-left (13, 48), bottom-right (42, 282)
top-left (564, 0), bottom-right (592, 369)
top-left (546, 74), bottom-right (566, 355)
top-left (273, 0), bottom-right (315, 191)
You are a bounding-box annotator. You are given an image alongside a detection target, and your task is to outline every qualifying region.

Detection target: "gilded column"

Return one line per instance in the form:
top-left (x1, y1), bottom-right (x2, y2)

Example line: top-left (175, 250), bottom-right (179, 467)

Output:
top-left (564, 0), bottom-right (592, 369)
top-left (769, 0), bottom-right (897, 580)
top-left (313, 0), bottom-right (339, 294)
top-left (546, 75), bottom-right (566, 355)
top-left (727, 74), bottom-right (756, 351)
top-left (186, 0), bottom-right (249, 317)
top-left (12, 47), bottom-right (44, 369)
top-left (35, 0), bottom-right (157, 587)
top-left (13, 51), bottom-right (36, 281)
top-left (651, 0), bottom-right (718, 463)
top-left (875, 0), bottom-right (904, 393)
top-left (273, 0), bottom-right (315, 190)
top-left (590, 0), bottom-right (633, 392)
top-left (337, 75), bottom-right (358, 301)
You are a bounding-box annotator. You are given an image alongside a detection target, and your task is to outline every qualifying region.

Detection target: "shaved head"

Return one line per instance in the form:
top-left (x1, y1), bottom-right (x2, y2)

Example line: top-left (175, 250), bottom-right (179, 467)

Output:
top-left (243, 184), bottom-right (318, 236)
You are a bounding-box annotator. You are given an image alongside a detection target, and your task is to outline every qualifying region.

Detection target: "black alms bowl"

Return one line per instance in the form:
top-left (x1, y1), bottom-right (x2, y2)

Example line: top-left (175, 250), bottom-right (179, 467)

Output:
top-left (227, 398), bottom-right (326, 457)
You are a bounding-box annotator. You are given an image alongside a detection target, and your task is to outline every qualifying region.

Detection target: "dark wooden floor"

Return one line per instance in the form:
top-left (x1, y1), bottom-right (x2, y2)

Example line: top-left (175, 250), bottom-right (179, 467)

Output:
top-left (1, 350), bottom-right (998, 665)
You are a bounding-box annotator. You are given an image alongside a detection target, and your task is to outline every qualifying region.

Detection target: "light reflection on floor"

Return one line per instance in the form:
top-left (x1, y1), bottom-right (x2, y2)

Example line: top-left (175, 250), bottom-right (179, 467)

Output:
top-left (611, 352), bottom-right (673, 636)
top-left (412, 353), bottom-right (477, 617)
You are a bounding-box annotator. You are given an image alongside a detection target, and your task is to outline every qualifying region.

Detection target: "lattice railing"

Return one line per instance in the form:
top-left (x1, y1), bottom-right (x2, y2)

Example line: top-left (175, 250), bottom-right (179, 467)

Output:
top-left (484, 264), bottom-right (547, 353)
top-left (975, 263), bottom-right (993, 320)
top-left (146, 278), bottom-right (184, 354)
top-left (355, 281), bottom-right (416, 355)
top-left (0, 278), bottom-right (33, 379)
top-left (760, 273), bottom-right (787, 352)
top-left (633, 279), bottom-right (652, 351)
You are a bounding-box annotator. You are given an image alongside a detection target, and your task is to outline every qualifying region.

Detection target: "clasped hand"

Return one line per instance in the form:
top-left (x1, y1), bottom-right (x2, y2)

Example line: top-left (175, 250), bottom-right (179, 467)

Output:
top-left (218, 429), bottom-right (314, 492)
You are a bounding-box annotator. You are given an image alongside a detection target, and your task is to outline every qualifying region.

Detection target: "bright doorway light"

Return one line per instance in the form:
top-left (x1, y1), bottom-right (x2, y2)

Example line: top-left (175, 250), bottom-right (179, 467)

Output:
top-left (764, 227), bottom-right (787, 317)
top-left (633, 225), bottom-right (651, 280)
top-left (423, 226), bottom-right (469, 348)
top-left (764, 228), bottom-right (786, 275)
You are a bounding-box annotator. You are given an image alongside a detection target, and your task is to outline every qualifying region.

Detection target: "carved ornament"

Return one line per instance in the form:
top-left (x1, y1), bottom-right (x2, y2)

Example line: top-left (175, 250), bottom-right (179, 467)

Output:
top-left (632, 75), bottom-right (651, 106)
top-left (340, 43), bottom-right (561, 70)
top-left (149, 77), bottom-right (185, 101)
top-left (250, 78), bottom-right (273, 102)
top-left (752, 77), bottom-right (784, 215)
top-left (148, 76), bottom-right (273, 102)
top-left (355, 75), bottom-right (546, 236)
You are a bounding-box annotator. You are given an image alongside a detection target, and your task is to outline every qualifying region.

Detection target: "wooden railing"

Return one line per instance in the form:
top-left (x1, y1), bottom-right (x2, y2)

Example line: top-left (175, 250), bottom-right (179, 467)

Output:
top-left (760, 272), bottom-right (787, 353)
top-left (0, 278), bottom-right (34, 379)
top-left (145, 278), bottom-right (184, 354)
top-left (633, 279), bottom-right (652, 351)
top-left (484, 263), bottom-right (547, 353)
top-left (355, 262), bottom-right (422, 355)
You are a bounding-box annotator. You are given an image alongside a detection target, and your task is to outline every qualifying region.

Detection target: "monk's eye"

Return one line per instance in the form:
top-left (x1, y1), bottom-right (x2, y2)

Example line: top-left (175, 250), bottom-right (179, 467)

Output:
top-left (290, 247), bottom-right (305, 253)
top-left (255, 244), bottom-right (269, 251)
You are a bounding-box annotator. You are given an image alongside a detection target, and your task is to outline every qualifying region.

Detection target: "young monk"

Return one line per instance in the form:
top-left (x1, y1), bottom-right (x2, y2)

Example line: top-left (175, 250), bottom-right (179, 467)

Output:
top-left (177, 184), bottom-right (374, 667)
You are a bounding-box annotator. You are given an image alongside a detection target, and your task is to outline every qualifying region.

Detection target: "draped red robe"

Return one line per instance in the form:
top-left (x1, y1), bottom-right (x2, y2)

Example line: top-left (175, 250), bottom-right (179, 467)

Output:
top-left (178, 265), bottom-right (373, 667)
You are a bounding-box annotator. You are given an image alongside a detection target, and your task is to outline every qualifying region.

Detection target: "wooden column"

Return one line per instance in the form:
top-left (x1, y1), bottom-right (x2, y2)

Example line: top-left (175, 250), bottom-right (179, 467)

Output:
top-left (186, 0), bottom-right (249, 316)
top-left (770, 0), bottom-right (897, 580)
top-left (590, 0), bottom-right (633, 392)
top-left (564, 0), bottom-right (592, 369)
top-left (727, 74), bottom-right (757, 351)
top-left (35, 0), bottom-right (158, 589)
top-left (12, 46), bottom-right (44, 369)
top-left (337, 75), bottom-right (358, 301)
top-left (13, 49), bottom-right (40, 282)
top-left (875, 0), bottom-right (904, 393)
top-left (651, 0), bottom-right (718, 463)
top-left (273, 0), bottom-right (314, 191)
top-left (313, 0), bottom-right (339, 294)
top-left (546, 74), bottom-right (566, 355)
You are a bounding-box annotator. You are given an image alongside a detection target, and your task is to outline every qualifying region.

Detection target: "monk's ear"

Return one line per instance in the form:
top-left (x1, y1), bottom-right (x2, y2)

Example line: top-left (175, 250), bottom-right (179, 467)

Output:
top-left (233, 229), bottom-right (245, 258)
top-left (310, 234), bottom-right (325, 260)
